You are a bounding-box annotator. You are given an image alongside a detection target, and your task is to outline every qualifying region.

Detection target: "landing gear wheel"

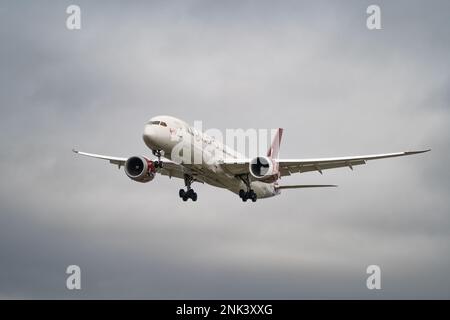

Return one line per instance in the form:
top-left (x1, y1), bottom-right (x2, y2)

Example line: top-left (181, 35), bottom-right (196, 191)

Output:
top-left (238, 175), bottom-right (258, 202)
top-left (152, 150), bottom-right (163, 168)
top-left (154, 161), bottom-right (163, 168)
top-left (179, 174), bottom-right (197, 202)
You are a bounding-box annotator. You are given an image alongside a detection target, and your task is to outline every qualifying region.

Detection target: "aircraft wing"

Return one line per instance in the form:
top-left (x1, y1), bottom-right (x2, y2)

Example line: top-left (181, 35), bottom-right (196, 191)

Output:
top-left (72, 149), bottom-right (127, 166)
top-left (221, 149), bottom-right (430, 176)
top-left (72, 149), bottom-right (187, 180)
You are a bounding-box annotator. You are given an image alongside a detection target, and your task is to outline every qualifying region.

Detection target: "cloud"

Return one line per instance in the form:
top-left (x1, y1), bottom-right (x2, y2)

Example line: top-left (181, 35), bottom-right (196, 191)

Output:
top-left (0, 0), bottom-right (449, 298)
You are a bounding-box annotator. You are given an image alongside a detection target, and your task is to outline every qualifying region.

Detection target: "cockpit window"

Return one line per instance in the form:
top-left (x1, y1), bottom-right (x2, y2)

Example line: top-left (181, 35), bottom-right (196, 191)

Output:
top-left (148, 120), bottom-right (168, 127)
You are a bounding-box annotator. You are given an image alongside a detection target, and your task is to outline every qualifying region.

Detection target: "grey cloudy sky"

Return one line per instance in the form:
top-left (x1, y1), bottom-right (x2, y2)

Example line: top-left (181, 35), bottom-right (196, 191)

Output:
top-left (0, 0), bottom-right (449, 298)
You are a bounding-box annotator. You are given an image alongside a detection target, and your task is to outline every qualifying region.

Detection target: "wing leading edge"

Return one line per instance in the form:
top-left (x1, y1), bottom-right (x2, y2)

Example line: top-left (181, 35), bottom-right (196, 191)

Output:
top-left (72, 149), bottom-right (127, 167)
top-left (278, 149), bottom-right (430, 176)
top-left (221, 149), bottom-right (430, 176)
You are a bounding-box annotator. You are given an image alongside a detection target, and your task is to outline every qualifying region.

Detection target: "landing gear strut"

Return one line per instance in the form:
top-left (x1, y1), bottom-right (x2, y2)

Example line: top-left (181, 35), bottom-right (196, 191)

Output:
top-left (179, 174), bottom-right (197, 202)
top-left (239, 174), bottom-right (257, 202)
top-left (152, 149), bottom-right (163, 168)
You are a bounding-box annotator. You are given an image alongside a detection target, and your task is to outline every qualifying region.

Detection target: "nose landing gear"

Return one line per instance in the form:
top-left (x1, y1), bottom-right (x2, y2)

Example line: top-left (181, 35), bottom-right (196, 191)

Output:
top-left (179, 174), bottom-right (197, 202)
top-left (152, 149), bottom-right (163, 168)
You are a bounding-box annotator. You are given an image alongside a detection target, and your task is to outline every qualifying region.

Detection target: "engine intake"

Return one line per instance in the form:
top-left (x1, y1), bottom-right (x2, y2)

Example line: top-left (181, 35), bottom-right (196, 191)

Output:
top-left (249, 156), bottom-right (278, 182)
top-left (125, 156), bottom-right (156, 183)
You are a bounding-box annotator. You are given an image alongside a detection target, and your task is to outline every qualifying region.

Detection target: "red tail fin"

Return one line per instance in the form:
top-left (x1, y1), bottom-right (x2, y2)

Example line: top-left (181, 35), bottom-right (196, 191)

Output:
top-left (267, 128), bottom-right (283, 158)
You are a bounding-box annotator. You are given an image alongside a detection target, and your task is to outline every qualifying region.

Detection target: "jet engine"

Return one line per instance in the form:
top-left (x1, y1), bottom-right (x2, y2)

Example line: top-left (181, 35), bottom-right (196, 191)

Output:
top-left (249, 156), bottom-right (279, 182)
top-left (124, 156), bottom-right (156, 183)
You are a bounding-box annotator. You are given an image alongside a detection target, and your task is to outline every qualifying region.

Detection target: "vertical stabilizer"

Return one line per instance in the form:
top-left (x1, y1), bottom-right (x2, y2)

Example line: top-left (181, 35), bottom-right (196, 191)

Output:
top-left (267, 128), bottom-right (283, 158)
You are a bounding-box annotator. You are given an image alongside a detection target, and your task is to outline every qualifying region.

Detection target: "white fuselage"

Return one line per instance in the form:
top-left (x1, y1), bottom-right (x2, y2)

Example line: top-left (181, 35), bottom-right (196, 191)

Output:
top-left (142, 115), bottom-right (279, 198)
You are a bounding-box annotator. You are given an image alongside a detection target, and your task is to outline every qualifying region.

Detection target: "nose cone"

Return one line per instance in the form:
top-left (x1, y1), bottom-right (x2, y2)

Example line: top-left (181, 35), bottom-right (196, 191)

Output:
top-left (143, 124), bottom-right (168, 150)
top-left (143, 124), bottom-right (157, 149)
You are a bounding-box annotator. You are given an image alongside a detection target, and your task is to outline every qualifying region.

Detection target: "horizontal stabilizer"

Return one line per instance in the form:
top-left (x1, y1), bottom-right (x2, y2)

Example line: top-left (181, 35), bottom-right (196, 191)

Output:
top-left (276, 184), bottom-right (337, 189)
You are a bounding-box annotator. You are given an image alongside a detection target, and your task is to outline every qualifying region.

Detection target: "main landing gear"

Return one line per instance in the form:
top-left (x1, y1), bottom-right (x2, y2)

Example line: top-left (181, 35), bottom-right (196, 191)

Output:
top-left (239, 174), bottom-right (257, 202)
top-left (152, 149), bottom-right (163, 168)
top-left (179, 174), bottom-right (197, 202)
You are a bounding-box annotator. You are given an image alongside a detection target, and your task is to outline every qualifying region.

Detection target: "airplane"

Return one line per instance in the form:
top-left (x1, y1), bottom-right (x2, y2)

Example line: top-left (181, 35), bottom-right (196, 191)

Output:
top-left (73, 115), bottom-right (430, 202)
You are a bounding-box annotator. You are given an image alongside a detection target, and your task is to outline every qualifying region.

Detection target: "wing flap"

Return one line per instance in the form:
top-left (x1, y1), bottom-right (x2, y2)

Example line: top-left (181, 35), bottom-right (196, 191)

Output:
top-left (157, 162), bottom-right (205, 183)
top-left (220, 160), bottom-right (249, 176)
top-left (283, 159), bottom-right (366, 175)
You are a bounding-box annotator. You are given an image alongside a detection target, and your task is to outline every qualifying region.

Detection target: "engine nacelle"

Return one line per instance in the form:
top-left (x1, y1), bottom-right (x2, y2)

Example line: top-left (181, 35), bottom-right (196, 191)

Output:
top-left (124, 156), bottom-right (156, 183)
top-left (249, 156), bottom-right (279, 182)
